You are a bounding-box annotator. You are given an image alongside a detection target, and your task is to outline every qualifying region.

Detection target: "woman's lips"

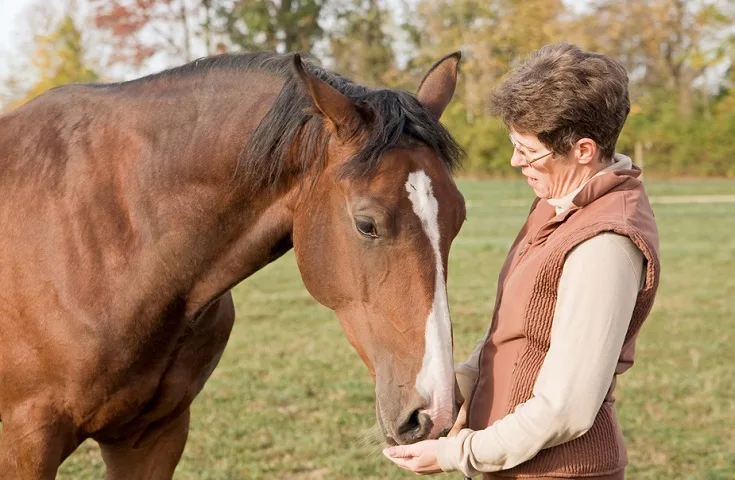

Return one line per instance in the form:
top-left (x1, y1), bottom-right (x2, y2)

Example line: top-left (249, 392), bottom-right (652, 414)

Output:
top-left (527, 176), bottom-right (538, 187)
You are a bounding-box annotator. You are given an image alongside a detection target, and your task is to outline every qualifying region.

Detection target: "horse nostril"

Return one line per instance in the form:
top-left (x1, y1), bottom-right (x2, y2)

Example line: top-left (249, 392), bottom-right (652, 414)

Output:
top-left (397, 409), bottom-right (420, 436)
top-left (396, 409), bottom-right (433, 442)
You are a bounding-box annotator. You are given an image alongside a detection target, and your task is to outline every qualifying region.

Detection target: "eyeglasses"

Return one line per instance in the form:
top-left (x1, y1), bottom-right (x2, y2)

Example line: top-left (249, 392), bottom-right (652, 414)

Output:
top-left (509, 134), bottom-right (553, 166)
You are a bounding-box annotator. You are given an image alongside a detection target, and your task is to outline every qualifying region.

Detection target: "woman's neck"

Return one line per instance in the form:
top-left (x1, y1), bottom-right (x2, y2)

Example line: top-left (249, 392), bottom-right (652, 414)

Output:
top-left (549, 157), bottom-right (611, 200)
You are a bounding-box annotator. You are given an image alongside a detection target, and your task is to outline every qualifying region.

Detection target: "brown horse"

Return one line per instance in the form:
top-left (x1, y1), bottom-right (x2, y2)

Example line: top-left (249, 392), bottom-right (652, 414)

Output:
top-left (0, 51), bottom-right (466, 479)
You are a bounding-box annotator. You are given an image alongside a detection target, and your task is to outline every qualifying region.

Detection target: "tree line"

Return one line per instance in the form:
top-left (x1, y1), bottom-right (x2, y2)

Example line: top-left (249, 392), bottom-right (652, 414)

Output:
top-left (2, 0), bottom-right (734, 177)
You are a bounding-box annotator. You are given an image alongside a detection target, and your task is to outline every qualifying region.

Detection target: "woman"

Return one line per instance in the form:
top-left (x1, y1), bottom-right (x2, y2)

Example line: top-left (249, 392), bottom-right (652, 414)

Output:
top-left (384, 42), bottom-right (660, 479)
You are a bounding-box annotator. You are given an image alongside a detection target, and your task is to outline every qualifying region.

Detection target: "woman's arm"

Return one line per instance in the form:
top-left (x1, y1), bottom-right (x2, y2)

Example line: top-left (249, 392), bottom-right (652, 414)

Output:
top-left (436, 232), bottom-right (644, 477)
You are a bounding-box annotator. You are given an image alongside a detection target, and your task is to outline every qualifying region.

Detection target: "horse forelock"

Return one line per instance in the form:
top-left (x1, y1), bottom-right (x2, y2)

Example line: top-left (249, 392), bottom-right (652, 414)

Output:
top-left (221, 52), bottom-right (466, 191)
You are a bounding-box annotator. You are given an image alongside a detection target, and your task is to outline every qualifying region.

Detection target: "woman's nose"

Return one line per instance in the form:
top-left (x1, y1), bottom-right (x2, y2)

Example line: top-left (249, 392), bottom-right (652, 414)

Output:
top-left (510, 149), bottom-right (525, 168)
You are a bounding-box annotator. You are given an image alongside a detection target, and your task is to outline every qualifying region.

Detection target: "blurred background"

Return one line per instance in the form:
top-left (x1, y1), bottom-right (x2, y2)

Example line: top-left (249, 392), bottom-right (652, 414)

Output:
top-left (0, 1), bottom-right (733, 479)
top-left (2, 0), bottom-right (735, 177)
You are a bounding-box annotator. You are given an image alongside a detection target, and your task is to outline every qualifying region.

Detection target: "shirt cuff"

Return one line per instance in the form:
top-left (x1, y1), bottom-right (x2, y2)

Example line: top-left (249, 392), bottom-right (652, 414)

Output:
top-left (437, 430), bottom-right (476, 475)
top-left (436, 435), bottom-right (459, 472)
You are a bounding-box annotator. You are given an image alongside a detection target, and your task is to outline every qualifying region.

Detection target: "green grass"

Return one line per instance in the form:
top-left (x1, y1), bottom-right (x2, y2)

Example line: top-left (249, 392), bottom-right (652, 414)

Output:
top-left (53, 178), bottom-right (735, 479)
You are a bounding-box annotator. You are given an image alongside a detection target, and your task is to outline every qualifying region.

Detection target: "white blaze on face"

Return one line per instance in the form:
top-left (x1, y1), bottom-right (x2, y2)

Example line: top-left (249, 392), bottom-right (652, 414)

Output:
top-left (405, 170), bottom-right (455, 436)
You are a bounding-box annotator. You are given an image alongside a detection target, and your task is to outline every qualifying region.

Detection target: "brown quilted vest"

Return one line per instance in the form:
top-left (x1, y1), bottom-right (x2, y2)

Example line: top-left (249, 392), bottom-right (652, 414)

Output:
top-left (467, 166), bottom-right (661, 478)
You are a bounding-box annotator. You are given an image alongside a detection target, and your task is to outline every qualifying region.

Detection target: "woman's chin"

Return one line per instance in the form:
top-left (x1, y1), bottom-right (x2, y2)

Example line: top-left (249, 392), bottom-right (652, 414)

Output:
top-left (525, 177), bottom-right (546, 197)
top-left (530, 185), bottom-right (548, 198)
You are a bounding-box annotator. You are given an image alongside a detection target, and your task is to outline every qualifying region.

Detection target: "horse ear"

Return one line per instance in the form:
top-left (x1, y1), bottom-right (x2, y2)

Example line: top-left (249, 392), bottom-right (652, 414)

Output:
top-left (416, 51), bottom-right (461, 120)
top-left (293, 53), bottom-right (362, 140)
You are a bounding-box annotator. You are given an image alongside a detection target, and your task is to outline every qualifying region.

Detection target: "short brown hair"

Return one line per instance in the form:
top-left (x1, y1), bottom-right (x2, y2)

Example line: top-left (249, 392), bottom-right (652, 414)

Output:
top-left (490, 42), bottom-right (630, 161)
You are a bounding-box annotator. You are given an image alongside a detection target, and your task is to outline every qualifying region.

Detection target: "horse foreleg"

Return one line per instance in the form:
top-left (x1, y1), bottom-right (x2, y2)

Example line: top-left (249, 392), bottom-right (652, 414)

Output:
top-left (0, 404), bottom-right (77, 480)
top-left (99, 408), bottom-right (190, 480)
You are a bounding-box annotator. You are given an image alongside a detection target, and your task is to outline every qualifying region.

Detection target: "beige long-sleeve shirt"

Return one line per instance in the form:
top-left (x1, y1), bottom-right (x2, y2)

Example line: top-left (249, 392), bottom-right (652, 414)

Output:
top-left (437, 155), bottom-right (645, 477)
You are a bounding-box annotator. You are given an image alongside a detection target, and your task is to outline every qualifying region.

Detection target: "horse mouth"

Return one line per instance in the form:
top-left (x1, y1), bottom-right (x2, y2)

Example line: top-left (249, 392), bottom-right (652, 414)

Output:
top-left (383, 435), bottom-right (399, 447)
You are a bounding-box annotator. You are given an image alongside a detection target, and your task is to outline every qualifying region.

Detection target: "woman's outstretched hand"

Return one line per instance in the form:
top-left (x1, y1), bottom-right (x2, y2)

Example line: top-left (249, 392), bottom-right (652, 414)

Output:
top-left (383, 440), bottom-right (442, 475)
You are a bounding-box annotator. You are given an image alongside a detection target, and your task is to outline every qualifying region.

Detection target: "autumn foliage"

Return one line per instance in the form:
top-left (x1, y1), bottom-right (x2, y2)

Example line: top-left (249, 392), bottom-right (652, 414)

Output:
top-left (3, 0), bottom-right (735, 176)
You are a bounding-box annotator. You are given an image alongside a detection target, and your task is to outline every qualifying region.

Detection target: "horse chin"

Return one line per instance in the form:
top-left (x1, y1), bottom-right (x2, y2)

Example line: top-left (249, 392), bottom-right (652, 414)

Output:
top-left (375, 397), bottom-right (403, 446)
top-left (383, 434), bottom-right (399, 447)
top-left (375, 399), bottom-right (393, 445)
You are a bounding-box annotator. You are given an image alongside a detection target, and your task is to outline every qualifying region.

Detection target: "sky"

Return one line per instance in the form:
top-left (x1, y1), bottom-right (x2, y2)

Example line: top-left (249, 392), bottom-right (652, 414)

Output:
top-left (0, 0), bottom-right (34, 53)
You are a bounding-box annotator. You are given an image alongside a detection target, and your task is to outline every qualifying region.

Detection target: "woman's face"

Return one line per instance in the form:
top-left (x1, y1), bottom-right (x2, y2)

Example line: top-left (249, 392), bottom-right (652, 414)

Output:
top-left (508, 129), bottom-right (593, 199)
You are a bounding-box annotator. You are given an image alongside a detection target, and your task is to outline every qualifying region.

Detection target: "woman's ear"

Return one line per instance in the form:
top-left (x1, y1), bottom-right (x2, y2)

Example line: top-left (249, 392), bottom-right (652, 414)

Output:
top-left (576, 138), bottom-right (599, 165)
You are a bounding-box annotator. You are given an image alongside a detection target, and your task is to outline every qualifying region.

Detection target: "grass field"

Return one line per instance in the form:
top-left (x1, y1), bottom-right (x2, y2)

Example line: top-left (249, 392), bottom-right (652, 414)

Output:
top-left (55, 178), bottom-right (735, 479)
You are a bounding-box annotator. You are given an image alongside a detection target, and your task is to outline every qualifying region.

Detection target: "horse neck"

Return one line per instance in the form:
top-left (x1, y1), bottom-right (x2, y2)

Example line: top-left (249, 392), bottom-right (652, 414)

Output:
top-left (127, 72), bottom-right (284, 189)
top-left (122, 74), bottom-right (303, 314)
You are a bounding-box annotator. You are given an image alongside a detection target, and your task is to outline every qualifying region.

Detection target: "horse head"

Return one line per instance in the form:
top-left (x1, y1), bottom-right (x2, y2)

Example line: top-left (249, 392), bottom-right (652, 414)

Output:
top-left (290, 53), bottom-right (466, 445)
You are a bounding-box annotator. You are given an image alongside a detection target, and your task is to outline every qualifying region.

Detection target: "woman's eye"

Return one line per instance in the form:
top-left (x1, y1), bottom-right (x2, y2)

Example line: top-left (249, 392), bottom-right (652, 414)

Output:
top-left (355, 218), bottom-right (378, 238)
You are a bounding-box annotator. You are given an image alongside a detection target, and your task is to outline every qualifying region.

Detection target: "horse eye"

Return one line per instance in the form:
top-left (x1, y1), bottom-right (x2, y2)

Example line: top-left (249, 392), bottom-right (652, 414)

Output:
top-left (355, 217), bottom-right (378, 238)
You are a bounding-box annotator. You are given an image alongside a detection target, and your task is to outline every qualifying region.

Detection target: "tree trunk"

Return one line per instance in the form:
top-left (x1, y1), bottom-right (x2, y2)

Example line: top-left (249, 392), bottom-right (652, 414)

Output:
top-left (180, 1), bottom-right (192, 62)
top-left (202, 0), bottom-right (212, 55)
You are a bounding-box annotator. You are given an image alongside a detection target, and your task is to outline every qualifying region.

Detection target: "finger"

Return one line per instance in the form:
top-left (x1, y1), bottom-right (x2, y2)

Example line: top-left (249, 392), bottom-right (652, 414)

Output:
top-left (383, 445), bottom-right (417, 459)
top-left (385, 455), bottom-right (415, 471)
top-left (458, 400), bottom-right (468, 418)
top-left (448, 420), bottom-right (465, 436)
top-left (448, 404), bottom-right (467, 437)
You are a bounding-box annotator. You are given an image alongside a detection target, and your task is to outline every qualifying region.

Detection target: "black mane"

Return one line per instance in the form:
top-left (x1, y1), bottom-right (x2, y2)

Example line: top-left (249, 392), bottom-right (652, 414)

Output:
top-left (110, 52), bottom-right (466, 189)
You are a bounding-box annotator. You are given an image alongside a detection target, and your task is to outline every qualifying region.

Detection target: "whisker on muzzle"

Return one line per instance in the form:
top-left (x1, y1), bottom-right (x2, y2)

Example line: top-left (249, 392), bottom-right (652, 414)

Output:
top-left (356, 421), bottom-right (386, 450)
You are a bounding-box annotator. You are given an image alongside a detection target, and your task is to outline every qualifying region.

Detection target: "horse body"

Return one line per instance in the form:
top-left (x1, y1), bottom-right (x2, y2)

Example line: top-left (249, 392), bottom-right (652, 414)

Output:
top-left (0, 52), bottom-right (466, 478)
top-left (0, 75), bottom-right (291, 478)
